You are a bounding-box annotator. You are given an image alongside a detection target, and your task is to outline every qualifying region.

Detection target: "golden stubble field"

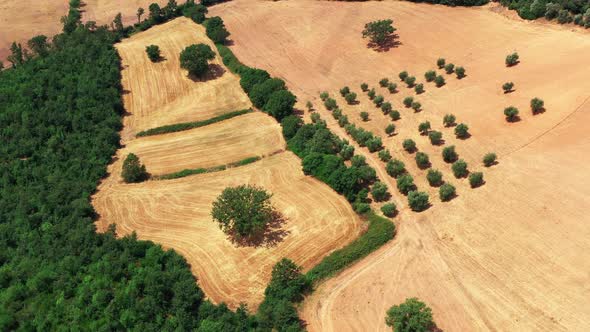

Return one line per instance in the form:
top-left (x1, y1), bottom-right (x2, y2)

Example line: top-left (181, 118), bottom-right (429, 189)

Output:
top-left (211, 0), bottom-right (590, 330)
top-left (92, 17), bottom-right (363, 309)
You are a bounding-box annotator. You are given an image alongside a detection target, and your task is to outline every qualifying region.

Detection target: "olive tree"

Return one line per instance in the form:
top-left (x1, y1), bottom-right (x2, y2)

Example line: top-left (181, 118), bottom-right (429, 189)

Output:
top-left (379, 149), bottom-right (392, 162)
top-left (340, 86), bottom-right (350, 97)
top-left (381, 203), bottom-right (397, 217)
top-left (530, 97), bottom-right (544, 114)
top-left (385, 124), bottom-right (396, 136)
top-left (372, 181), bottom-right (389, 202)
top-left (379, 78), bottom-right (390, 87)
top-left (403, 96), bottom-right (414, 108)
top-left (428, 131), bottom-right (443, 145)
top-left (345, 92), bottom-right (358, 105)
top-left (506, 52), bottom-right (519, 67)
top-left (454, 123), bottom-right (469, 139)
top-left (469, 172), bottom-right (484, 188)
top-left (387, 82), bottom-right (398, 93)
top-left (415, 152), bottom-right (430, 169)
top-left (408, 191), bottom-right (430, 212)
top-left (399, 71), bottom-right (409, 82)
top-left (504, 106), bottom-right (519, 122)
top-left (483, 153), bottom-right (497, 167)
top-left (442, 145), bottom-right (458, 163)
top-left (402, 138), bottom-right (417, 153)
top-left (444, 63), bottom-right (455, 74)
top-left (386, 159), bottom-right (406, 178)
top-left (427, 169), bottom-right (443, 187)
top-left (502, 82), bottom-right (514, 93)
top-left (397, 174), bottom-right (416, 195)
top-left (381, 102), bottom-right (392, 114)
top-left (437, 58), bottom-right (446, 69)
top-left (415, 83), bottom-right (424, 94)
top-left (443, 114), bottom-right (456, 127)
top-left (439, 183), bottom-right (456, 202)
top-left (434, 75), bottom-right (445, 87)
top-left (455, 66), bottom-right (466, 79)
top-left (452, 159), bottom-right (468, 178)
top-left (361, 83), bottom-right (369, 92)
top-left (418, 121), bottom-right (431, 135)
top-left (390, 110), bottom-right (401, 121)
top-left (411, 101), bottom-right (421, 112)
top-left (424, 70), bottom-right (436, 82)
top-left (374, 95), bottom-right (385, 107)
top-left (360, 111), bottom-right (369, 121)
top-left (404, 76), bottom-right (416, 88)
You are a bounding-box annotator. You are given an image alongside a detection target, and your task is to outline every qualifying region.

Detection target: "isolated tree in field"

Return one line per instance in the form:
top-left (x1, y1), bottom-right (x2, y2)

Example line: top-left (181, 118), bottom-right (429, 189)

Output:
top-left (137, 7), bottom-right (145, 23)
top-left (452, 159), bottom-right (468, 178)
top-left (443, 113), bottom-right (456, 127)
top-left (362, 19), bottom-right (396, 48)
top-left (381, 203), bottom-right (397, 217)
top-left (403, 96), bottom-right (414, 108)
top-left (444, 63), bottom-right (455, 74)
top-left (437, 58), bottom-right (446, 69)
top-left (418, 121), bottom-right (431, 135)
top-left (483, 152), bottom-right (497, 167)
top-left (502, 82), bottom-right (514, 93)
top-left (388, 82), bottom-right (398, 93)
top-left (469, 172), bottom-right (484, 188)
top-left (386, 298), bottom-right (434, 332)
top-left (122, 153), bottom-right (148, 183)
top-left (206, 16), bottom-right (230, 44)
top-left (428, 131), bottom-right (443, 145)
top-left (439, 183), bottom-right (456, 202)
top-left (360, 111), bottom-right (369, 121)
top-left (504, 106), bottom-right (519, 122)
top-left (397, 174), bottom-right (416, 195)
top-left (379, 149), bottom-right (392, 162)
top-left (381, 102), bottom-right (392, 114)
top-left (387, 159), bottom-right (406, 178)
top-left (411, 101), bottom-right (421, 112)
top-left (408, 191), bottom-right (430, 212)
top-left (385, 124), bottom-right (396, 136)
top-left (374, 95), bottom-right (385, 107)
top-left (368, 88), bottom-right (376, 100)
top-left (434, 75), bottom-right (445, 87)
top-left (264, 89), bottom-right (297, 120)
top-left (340, 86), bottom-right (350, 97)
top-left (415, 152), bottom-right (430, 169)
top-left (211, 185), bottom-right (274, 239)
top-left (380, 78), bottom-right (390, 87)
top-left (390, 110), bottom-right (401, 121)
top-left (530, 97), bottom-right (544, 114)
top-left (146, 45), bottom-right (161, 62)
top-left (405, 76), bottom-right (416, 88)
top-left (506, 52), bottom-right (519, 67)
top-left (372, 182), bottom-right (390, 202)
top-left (320, 91), bottom-right (329, 101)
top-left (179, 43), bottom-right (215, 78)
top-left (361, 83), bottom-right (369, 92)
top-left (250, 78), bottom-right (286, 108)
top-left (345, 92), bottom-right (358, 105)
top-left (399, 71), bottom-right (409, 82)
top-left (455, 66), bottom-right (466, 79)
top-left (425, 70), bottom-right (436, 82)
top-left (402, 139), bottom-right (417, 153)
top-left (415, 83), bottom-right (424, 94)
top-left (454, 123), bottom-right (470, 138)
top-left (442, 145), bottom-right (458, 163)
top-left (427, 169), bottom-right (443, 187)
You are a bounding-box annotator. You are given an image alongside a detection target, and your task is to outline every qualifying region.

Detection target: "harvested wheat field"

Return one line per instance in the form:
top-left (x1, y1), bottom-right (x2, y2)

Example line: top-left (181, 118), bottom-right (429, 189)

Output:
top-left (211, 0), bottom-right (590, 330)
top-left (94, 151), bottom-right (363, 309)
top-left (122, 112), bottom-right (284, 176)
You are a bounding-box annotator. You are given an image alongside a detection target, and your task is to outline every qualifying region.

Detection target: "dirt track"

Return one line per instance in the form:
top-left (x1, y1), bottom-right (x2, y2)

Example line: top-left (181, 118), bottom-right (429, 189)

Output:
top-left (211, 1), bottom-right (590, 330)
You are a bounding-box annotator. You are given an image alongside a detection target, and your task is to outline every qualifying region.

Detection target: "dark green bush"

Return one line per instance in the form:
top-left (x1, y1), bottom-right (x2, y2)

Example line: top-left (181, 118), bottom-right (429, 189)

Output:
top-left (504, 106), bottom-right (519, 122)
top-left (502, 82), bottom-right (514, 93)
top-left (442, 145), bottom-right (458, 163)
top-left (435, 75), bottom-right (445, 87)
top-left (371, 182), bottom-right (389, 202)
top-left (397, 174), bottom-right (416, 195)
top-left (427, 169), bottom-right (443, 187)
top-left (428, 131), bottom-right (443, 145)
top-left (145, 44), bottom-right (160, 61)
top-left (506, 52), bottom-right (519, 67)
top-left (444, 63), bottom-right (455, 74)
top-left (390, 110), bottom-right (401, 121)
top-left (483, 152), bottom-right (497, 167)
top-left (469, 172), bottom-right (485, 188)
top-left (385, 123), bottom-right (396, 136)
top-left (437, 58), bottom-right (446, 69)
top-left (418, 121), bottom-right (431, 135)
top-left (530, 97), bottom-right (544, 114)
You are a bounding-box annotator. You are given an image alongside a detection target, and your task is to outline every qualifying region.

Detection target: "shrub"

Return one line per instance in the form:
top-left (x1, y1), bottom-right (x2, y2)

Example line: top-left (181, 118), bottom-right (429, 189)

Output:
top-left (530, 97), bottom-right (544, 114)
top-left (379, 149), bottom-right (392, 162)
top-left (399, 71), bottom-right (409, 81)
top-left (345, 92), bottom-right (358, 104)
top-left (504, 106), bottom-right (519, 122)
top-left (379, 78), bottom-right (390, 87)
top-left (264, 89), bottom-right (297, 121)
top-left (366, 137), bottom-right (383, 152)
top-left (368, 88), bottom-right (376, 100)
top-left (385, 124), bottom-right (396, 136)
top-left (506, 52), bottom-right (519, 67)
top-left (483, 153), bottom-right (497, 167)
top-left (403, 96), bottom-right (414, 108)
top-left (397, 174), bottom-right (416, 195)
top-left (439, 183), bottom-right (456, 202)
top-left (502, 82), bottom-right (514, 93)
top-left (324, 98), bottom-right (337, 110)
top-left (211, 185), bottom-right (274, 239)
top-left (442, 145), bottom-right (458, 163)
top-left (360, 111), bottom-right (369, 121)
top-left (361, 83), bottom-right (369, 91)
top-left (425, 70), bottom-right (436, 82)
top-left (374, 95), bottom-right (384, 107)
top-left (469, 172), bottom-right (484, 188)
top-left (443, 113), bottom-right (456, 127)
top-left (372, 182), bottom-right (389, 202)
top-left (454, 123), bottom-right (469, 138)
top-left (411, 101), bottom-right (422, 112)
top-left (145, 45), bottom-right (160, 62)
top-left (402, 139), bottom-right (416, 153)
top-left (122, 153), bottom-right (148, 183)
top-left (390, 110), bottom-right (401, 121)
top-left (387, 82), bottom-right (397, 93)
top-left (404, 76), bottom-right (416, 88)
top-left (205, 16), bottom-right (230, 44)
top-left (437, 58), bottom-right (446, 69)
top-left (427, 169), bottom-right (443, 187)
top-left (428, 131), bottom-right (443, 145)
top-left (418, 121), bottom-right (431, 135)
top-left (415, 83), bottom-right (424, 94)
top-left (320, 91), bottom-right (329, 101)
top-left (179, 43), bottom-right (215, 77)
top-left (340, 145), bottom-right (355, 160)
top-left (444, 63), bottom-right (455, 74)
top-left (386, 159), bottom-right (406, 178)
top-left (455, 66), bottom-right (466, 79)
top-left (381, 102), bottom-right (392, 114)
top-left (381, 203), bottom-right (397, 217)
top-left (340, 86), bottom-right (350, 97)
top-left (408, 191), bottom-right (429, 212)
top-left (415, 152), bottom-right (430, 169)
top-left (434, 75), bottom-right (445, 87)
top-left (452, 159), bottom-right (468, 178)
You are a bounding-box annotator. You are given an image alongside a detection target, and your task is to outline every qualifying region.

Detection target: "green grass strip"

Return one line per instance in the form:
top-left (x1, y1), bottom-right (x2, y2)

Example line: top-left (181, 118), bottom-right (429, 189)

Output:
top-left (306, 212), bottom-right (396, 285)
top-left (136, 109), bottom-right (253, 137)
top-left (155, 156), bottom-right (262, 180)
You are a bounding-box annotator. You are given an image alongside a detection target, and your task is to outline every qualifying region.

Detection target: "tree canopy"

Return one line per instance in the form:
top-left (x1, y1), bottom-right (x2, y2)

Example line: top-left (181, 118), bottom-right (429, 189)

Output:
top-left (385, 298), bottom-right (435, 332)
top-left (179, 43), bottom-right (215, 77)
top-left (362, 19), bottom-right (397, 48)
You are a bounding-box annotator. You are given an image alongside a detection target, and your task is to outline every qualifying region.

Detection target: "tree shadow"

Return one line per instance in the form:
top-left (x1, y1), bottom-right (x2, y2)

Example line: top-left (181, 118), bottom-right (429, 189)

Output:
top-left (431, 323), bottom-right (445, 332)
top-left (432, 139), bottom-right (445, 146)
top-left (506, 60), bottom-right (520, 67)
top-left (470, 180), bottom-right (486, 189)
top-left (503, 89), bottom-right (515, 94)
top-left (153, 56), bottom-right (167, 63)
top-left (533, 107), bottom-right (546, 115)
top-left (506, 116), bottom-right (521, 123)
top-left (292, 108), bottom-right (305, 116)
top-left (367, 34), bottom-right (402, 52)
top-left (224, 39), bottom-right (235, 46)
top-left (456, 133), bottom-right (471, 140)
top-left (188, 64), bottom-right (226, 82)
top-left (230, 211), bottom-right (290, 248)
top-left (417, 162), bottom-right (431, 170)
